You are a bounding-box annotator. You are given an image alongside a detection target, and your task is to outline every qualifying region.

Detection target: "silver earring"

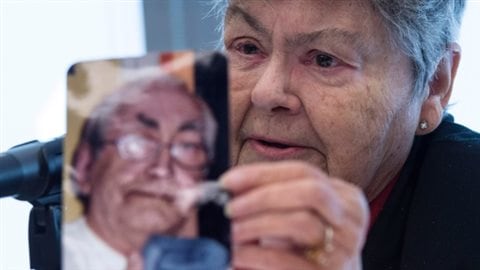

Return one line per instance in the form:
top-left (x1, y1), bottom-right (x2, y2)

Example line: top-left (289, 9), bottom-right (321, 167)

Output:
top-left (419, 120), bottom-right (428, 130)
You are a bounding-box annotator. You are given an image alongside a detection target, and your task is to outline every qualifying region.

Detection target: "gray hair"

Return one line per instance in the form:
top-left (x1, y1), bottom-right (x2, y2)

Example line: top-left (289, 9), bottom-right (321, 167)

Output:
top-left (210, 0), bottom-right (466, 97)
top-left (370, 0), bottom-right (466, 97)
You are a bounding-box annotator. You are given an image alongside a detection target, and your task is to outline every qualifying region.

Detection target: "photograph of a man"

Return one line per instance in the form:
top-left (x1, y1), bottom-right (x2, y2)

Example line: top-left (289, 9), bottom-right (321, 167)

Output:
top-left (63, 74), bottom-right (227, 270)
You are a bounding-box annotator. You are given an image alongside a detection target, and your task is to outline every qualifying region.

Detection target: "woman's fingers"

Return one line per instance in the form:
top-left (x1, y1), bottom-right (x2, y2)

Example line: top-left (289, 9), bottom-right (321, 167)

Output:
top-left (232, 210), bottom-right (328, 247)
top-left (222, 161), bottom-right (369, 270)
top-left (226, 178), bottom-right (342, 226)
top-left (232, 244), bottom-right (319, 270)
top-left (221, 161), bottom-right (325, 193)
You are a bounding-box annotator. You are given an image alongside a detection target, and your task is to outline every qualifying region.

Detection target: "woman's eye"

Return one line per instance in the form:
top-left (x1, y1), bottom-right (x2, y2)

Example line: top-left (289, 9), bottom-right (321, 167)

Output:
top-left (180, 142), bottom-right (202, 150)
top-left (235, 42), bottom-right (260, 55)
top-left (314, 53), bottom-right (336, 68)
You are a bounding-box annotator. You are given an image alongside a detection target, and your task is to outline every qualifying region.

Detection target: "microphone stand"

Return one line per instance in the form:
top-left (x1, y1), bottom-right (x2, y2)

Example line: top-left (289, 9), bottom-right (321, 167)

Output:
top-left (0, 137), bottom-right (63, 270)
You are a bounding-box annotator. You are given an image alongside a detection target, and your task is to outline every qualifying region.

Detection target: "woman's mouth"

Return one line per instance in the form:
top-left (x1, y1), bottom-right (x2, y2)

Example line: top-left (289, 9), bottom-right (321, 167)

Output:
top-left (246, 137), bottom-right (307, 159)
top-left (126, 189), bottom-right (175, 203)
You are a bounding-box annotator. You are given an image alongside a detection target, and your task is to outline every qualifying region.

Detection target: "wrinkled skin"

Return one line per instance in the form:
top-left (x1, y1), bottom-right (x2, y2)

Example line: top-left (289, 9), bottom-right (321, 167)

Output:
top-left (221, 0), bottom-right (460, 269)
top-left (75, 89), bottom-right (207, 256)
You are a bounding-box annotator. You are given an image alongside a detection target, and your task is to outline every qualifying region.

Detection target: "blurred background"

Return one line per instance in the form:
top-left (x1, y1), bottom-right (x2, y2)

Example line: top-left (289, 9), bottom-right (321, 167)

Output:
top-left (0, 1), bottom-right (479, 269)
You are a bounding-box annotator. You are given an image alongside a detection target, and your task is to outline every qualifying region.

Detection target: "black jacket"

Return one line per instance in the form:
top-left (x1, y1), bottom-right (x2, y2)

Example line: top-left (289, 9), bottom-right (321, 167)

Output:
top-left (363, 115), bottom-right (480, 269)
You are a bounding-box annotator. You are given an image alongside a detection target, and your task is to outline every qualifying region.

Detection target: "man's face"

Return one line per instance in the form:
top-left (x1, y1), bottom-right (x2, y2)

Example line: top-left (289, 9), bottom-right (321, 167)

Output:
top-left (225, 0), bottom-right (423, 199)
top-left (84, 89), bottom-right (207, 238)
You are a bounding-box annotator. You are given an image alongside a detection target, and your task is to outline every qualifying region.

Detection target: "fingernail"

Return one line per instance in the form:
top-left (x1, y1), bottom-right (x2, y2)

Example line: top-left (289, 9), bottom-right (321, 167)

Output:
top-left (230, 224), bottom-right (240, 243)
top-left (219, 176), bottom-right (228, 188)
top-left (220, 169), bottom-right (243, 187)
top-left (224, 203), bottom-right (232, 217)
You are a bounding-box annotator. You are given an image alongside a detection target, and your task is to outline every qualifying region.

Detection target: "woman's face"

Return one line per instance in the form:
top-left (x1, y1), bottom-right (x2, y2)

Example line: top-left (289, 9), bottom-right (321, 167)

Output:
top-left (225, 0), bottom-right (424, 200)
top-left (81, 89), bottom-right (207, 242)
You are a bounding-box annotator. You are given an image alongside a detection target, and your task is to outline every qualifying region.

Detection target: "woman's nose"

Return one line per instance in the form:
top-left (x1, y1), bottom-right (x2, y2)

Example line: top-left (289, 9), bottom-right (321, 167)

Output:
top-left (250, 55), bottom-right (301, 115)
top-left (147, 147), bottom-right (174, 179)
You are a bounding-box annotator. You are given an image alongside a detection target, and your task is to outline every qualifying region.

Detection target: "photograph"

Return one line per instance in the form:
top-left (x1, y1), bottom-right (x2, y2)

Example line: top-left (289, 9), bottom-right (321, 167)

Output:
top-left (63, 51), bottom-right (230, 270)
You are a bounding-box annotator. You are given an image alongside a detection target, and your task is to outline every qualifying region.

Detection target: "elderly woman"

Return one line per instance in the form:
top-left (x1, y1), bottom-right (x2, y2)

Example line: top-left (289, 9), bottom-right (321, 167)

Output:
top-left (215, 0), bottom-right (480, 269)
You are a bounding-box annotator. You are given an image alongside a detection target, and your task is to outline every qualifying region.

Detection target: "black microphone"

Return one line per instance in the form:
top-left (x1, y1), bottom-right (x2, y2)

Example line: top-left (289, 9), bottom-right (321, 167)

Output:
top-left (0, 136), bottom-right (63, 202)
top-left (0, 136), bottom-right (64, 270)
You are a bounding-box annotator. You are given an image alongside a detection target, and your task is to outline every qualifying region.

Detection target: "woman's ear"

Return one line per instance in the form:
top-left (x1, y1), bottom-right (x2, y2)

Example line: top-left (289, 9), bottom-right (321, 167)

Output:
top-left (416, 43), bottom-right (461, 135)
top-left (71, 142), bottom-right (94, 195)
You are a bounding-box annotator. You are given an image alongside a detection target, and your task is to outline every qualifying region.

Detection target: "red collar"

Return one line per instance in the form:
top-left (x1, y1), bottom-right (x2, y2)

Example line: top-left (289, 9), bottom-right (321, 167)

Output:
top-left (368, 175), bottom-right (399, 230)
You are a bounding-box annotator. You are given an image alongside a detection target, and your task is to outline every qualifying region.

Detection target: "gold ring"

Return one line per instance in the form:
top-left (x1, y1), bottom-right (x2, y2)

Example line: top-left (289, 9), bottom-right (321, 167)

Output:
top-left (304, 226), bottom-right (335, 266)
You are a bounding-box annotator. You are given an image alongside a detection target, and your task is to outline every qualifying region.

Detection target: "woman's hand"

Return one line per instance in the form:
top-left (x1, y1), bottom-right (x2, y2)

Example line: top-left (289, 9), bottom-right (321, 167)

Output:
top-left (221, 161), bottom-right (369, 270)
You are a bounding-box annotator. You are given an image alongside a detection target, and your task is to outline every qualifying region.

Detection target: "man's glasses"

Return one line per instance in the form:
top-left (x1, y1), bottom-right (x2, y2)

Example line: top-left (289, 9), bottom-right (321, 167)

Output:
top-left (108, 134), bottom-right (209, 170)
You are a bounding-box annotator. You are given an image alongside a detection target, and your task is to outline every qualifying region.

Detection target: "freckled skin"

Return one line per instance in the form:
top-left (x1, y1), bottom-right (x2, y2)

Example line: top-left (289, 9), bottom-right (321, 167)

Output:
top-left (225, 0), bottom-right (424, 200)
